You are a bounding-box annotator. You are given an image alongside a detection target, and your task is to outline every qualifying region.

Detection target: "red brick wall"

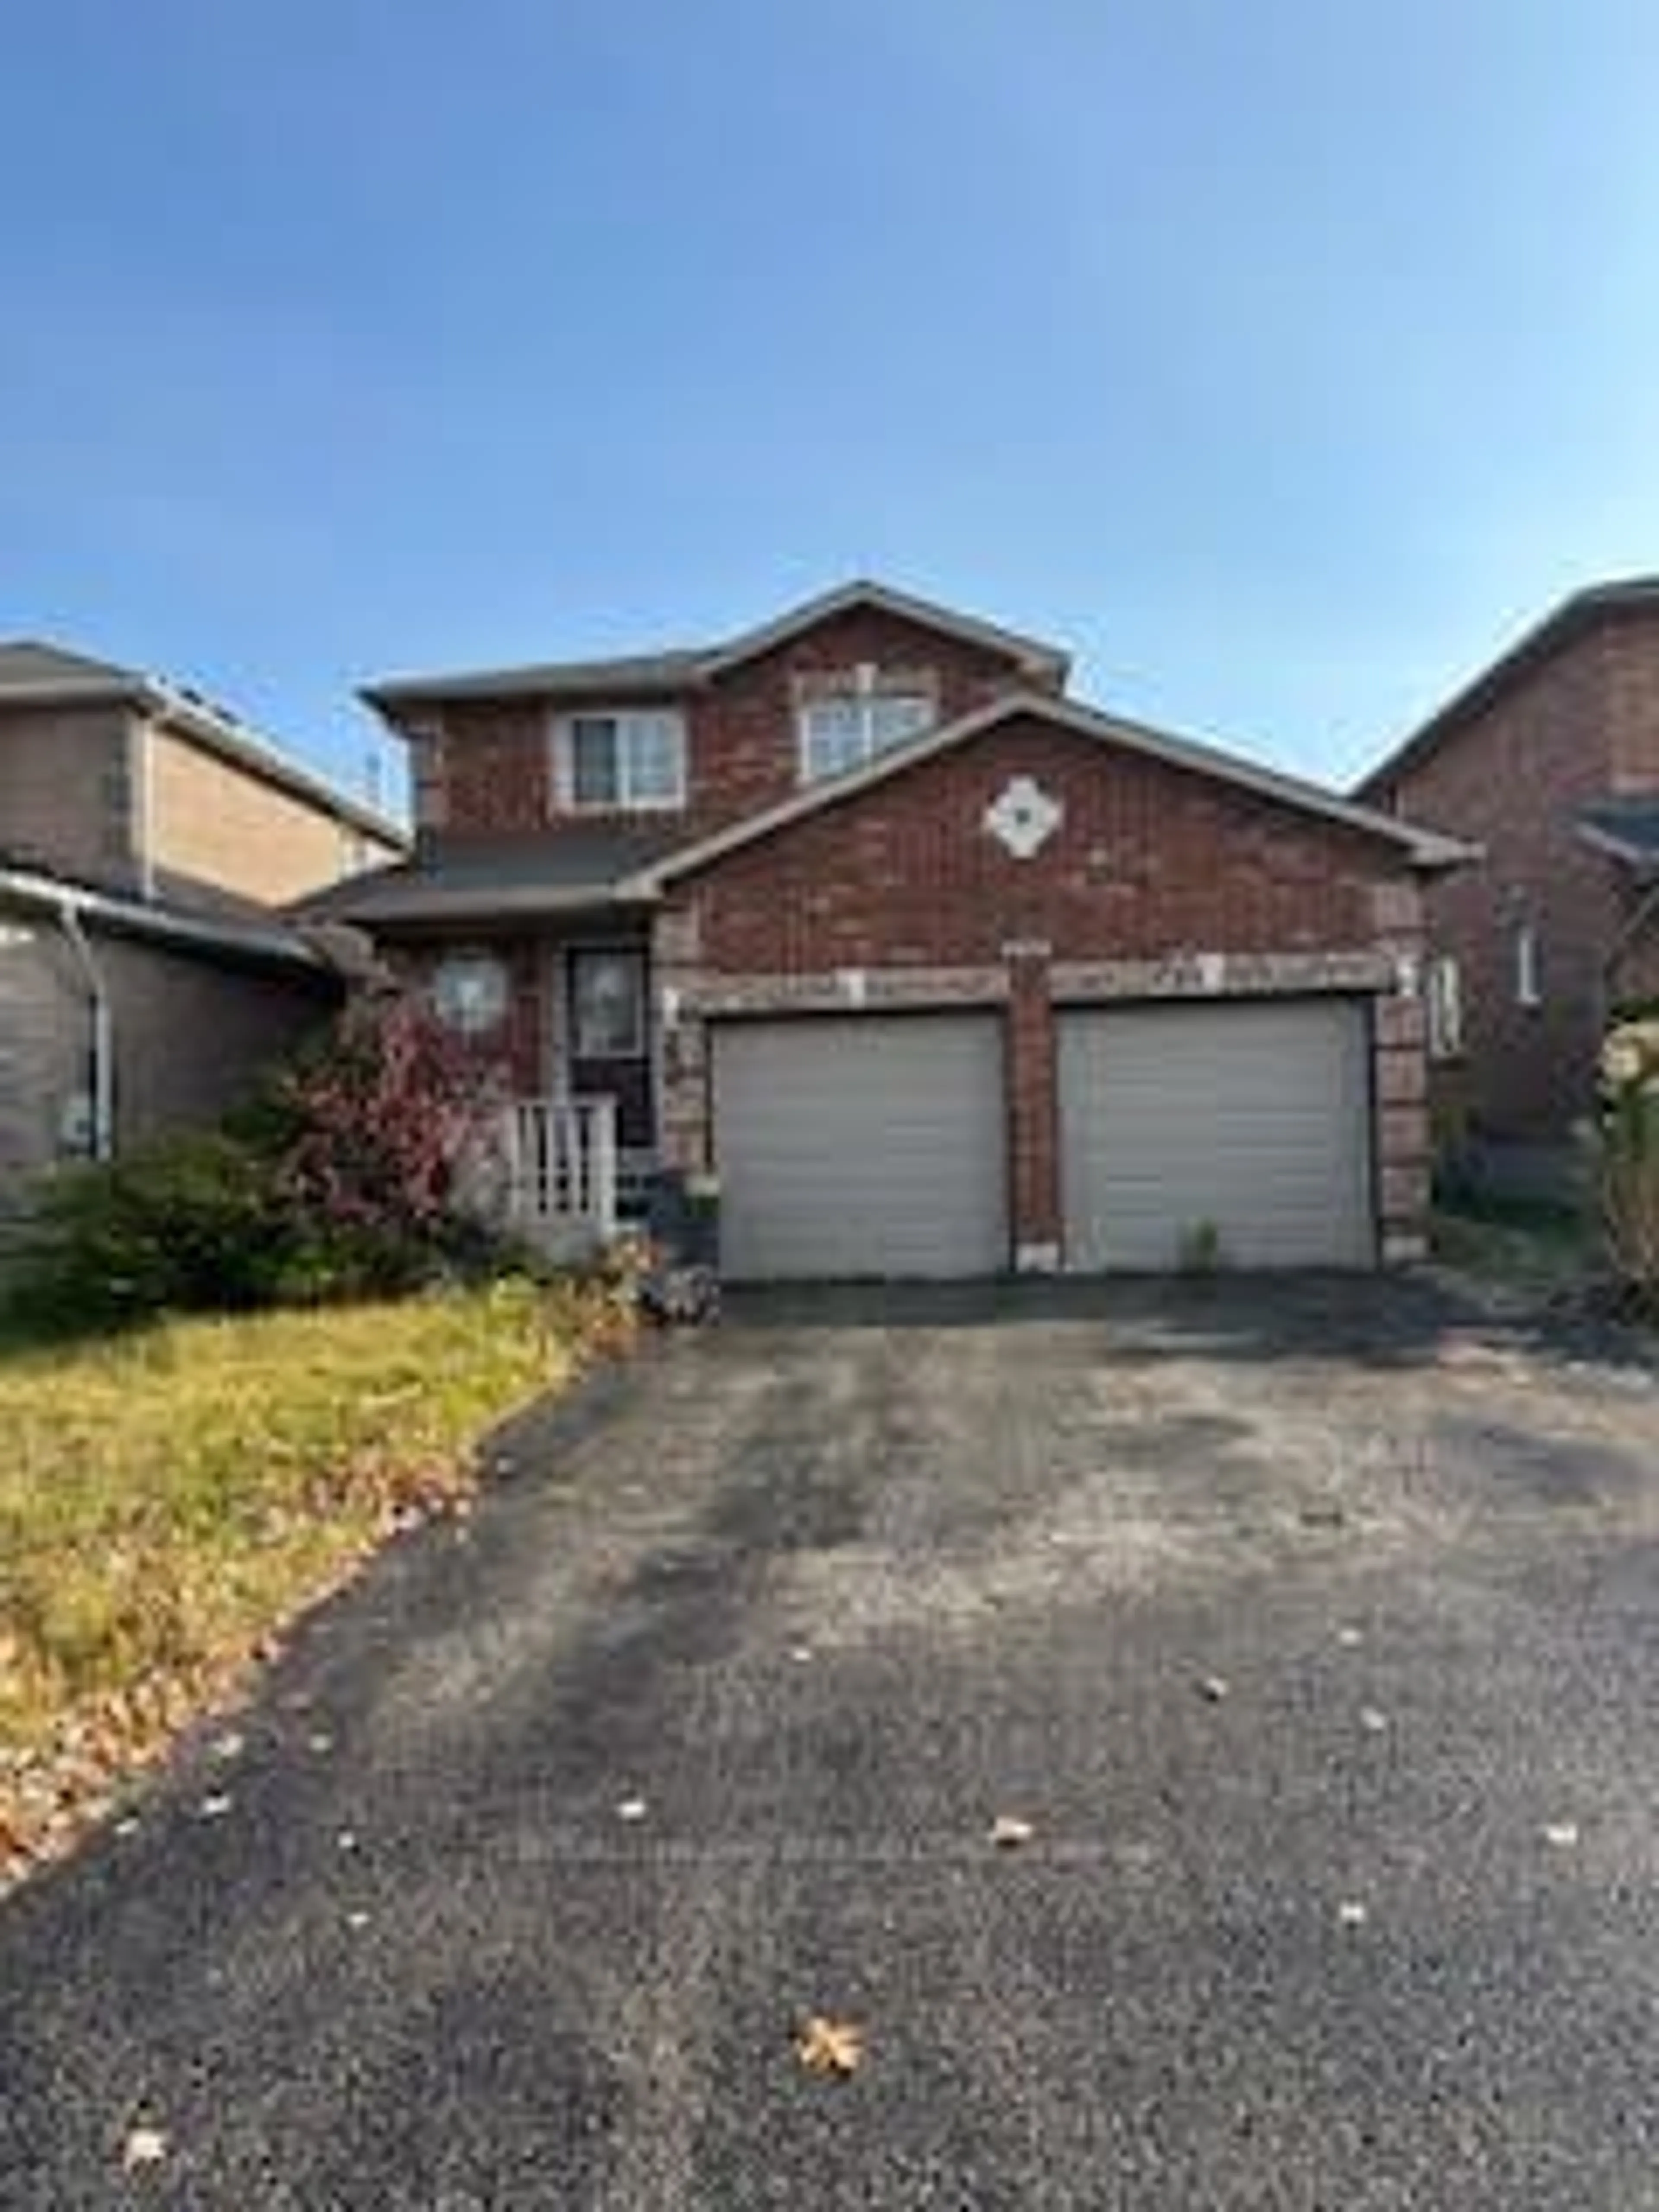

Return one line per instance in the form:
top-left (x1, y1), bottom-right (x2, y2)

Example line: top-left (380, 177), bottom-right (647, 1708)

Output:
top-left (1371, 617), bottom-right (1630, 1144)
top-left (683, 716), bottom-right (1391, 972)
top-left (387, 940), bottom-right (548, 1094)
top-left (418, 607), bottom-right (1033, 843)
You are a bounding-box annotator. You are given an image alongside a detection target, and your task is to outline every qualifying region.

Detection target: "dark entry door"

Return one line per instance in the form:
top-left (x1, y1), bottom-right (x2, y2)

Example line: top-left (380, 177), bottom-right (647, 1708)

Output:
top-left (567, 945), bottom-right (654, 1151)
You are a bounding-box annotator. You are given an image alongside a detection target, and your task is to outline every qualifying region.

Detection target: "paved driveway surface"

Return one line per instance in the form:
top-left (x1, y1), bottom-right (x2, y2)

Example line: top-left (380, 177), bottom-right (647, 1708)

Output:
top-left (4, 1278), bottom-right (1659, 2209)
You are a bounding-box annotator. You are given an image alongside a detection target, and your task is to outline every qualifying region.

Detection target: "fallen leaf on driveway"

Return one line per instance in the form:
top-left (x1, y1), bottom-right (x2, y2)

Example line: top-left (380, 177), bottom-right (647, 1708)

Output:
top-left (1543, 1821), bottom-right (1580, 1849)
top-left (797, 2015), bottom-right (864, 2076)
top-left (198, 1793), bottom-right (232, 1820)
top-left (211, 1730), bottom-right (244, 1762)
top-left (1337, 1900), bottom-right (1369, 1927)
top-left (1335, 1626), bottom-right (1364, 1648)
top-left (1299, 1500), bottom-right (1347, 1529)
top-left (121, 2125), bottom-right (168, 2171)
top-left (989, 1814), bottom-right (1036, 1849)
top-left (616, 1797), bottom-right (648, 1823)
top-left (1359, 1708), bottom-right (1389, 1734)
top-left (1197, 1675), bottom-right (1230, 1703)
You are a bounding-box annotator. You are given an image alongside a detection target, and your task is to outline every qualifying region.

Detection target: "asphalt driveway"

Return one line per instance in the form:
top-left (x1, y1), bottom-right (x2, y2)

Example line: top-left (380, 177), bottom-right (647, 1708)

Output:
top-left (4, 1276), bottom-right (1659, 2208)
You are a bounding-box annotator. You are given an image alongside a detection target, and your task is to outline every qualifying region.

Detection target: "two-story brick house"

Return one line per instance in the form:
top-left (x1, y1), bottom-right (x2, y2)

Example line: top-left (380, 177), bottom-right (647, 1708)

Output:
top-left (1358, 578), bottom-right (1659, 1188)
top-left (0, 639), bottom-right (407, 1214)
top-left (321, 580), bottom-right (1464, 1280)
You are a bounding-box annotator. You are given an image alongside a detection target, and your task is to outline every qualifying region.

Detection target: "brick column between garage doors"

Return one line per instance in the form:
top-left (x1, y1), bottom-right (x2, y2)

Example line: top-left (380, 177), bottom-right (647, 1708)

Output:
top-left (1004, 945), bottom-right (1061, 1272)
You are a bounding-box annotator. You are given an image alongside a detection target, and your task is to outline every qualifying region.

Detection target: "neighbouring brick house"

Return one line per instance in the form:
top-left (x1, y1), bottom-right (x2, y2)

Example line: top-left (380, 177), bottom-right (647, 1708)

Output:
top-left (0, 639), bottom-right (407, 1215)
top-left (318, 580), bottom-right (1465, 1279)
top-left (1358, 579), bottom-right (1659, 1188)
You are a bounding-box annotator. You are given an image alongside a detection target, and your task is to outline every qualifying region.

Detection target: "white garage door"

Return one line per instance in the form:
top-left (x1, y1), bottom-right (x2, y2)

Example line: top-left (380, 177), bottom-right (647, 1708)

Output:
top-left (1058, 999), bottom-right (1375, 1271)
top-left (712, 1015), bottom-right (1007, 1281)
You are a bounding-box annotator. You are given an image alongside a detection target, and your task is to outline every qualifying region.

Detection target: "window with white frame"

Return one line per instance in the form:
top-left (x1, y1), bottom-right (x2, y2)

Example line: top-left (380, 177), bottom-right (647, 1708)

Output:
top-left (798, 667), bottom-right (936, 783)
top-left (1426, 953), bottom-right (1464, 1061)
top-left (1514, 922), bottom-right (1542, 1009)
top-left (554, 709), bottom-right (686, 812)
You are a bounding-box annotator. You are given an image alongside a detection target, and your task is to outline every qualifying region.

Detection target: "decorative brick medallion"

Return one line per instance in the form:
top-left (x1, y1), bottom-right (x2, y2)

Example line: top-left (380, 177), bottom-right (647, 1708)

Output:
top-left (984, 775), bottom-right (1062, 860)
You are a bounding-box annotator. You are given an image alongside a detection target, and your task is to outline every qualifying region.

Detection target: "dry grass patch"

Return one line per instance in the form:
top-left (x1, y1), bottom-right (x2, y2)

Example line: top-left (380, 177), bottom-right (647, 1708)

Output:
top-left (0, 1278), bottom-right (630, 1890)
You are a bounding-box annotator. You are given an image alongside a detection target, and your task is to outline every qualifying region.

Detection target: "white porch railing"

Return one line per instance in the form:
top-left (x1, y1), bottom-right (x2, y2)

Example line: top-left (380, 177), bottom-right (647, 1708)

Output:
top-left (498, 1096), bottom-right (620, 1251)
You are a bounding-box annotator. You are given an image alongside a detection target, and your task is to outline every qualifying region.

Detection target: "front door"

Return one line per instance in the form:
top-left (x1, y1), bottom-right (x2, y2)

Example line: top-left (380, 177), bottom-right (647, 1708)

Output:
top-left (566, 944), bottom-right (654, 1153)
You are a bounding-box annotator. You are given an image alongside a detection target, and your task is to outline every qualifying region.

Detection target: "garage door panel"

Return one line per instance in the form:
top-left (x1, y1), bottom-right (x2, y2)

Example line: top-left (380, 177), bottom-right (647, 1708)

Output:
top-left (713, 1016), bottom-right (1006, 1281)
top-left (1059, 1001), bottom-right (1374, 1271)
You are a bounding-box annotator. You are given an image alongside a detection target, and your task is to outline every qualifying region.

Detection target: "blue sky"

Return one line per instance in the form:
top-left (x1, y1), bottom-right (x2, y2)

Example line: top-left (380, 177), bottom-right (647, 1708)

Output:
top-left (6, 1), bottom-right (1659, 814)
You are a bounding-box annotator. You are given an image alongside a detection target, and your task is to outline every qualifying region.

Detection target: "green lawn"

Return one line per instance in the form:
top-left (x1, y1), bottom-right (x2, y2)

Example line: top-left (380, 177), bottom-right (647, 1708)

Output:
top-left (0, 1279), bottom-right (626, 1885)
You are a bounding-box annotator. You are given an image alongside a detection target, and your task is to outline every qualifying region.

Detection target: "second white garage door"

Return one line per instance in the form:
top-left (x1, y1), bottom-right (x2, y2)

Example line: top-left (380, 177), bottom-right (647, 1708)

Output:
top-left (1058, 999), bottom-right (1375, 1271)
top-left (712, 1014), bottom-right (1007, 1281)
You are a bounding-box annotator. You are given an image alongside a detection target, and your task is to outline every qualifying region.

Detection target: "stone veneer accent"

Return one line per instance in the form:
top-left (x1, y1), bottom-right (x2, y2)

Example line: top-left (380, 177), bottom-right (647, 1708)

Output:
top-left (653, 899), bottom-right (1432, 1268)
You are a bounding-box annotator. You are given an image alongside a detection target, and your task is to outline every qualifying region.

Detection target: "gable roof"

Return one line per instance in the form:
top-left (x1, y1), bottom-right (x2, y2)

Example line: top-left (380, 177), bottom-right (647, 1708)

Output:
top-left (0, 637), bottom-right (408, 851)
top-left (617, 690), bottom-right (1472, 896)
top-left (1354, 577), bottom-right (1659, 801)
top-left (359, 578), bottom-right (1070, 715)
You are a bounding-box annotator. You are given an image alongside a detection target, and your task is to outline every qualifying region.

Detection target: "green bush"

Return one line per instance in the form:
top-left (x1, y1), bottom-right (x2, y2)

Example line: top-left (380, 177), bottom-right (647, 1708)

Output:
top-left (10, 998), bottom-right (526, 1332)
top-left (1596, 1017), bottom-right (1659, 1309)
top-left (21, 1130), bottom-right (298, 1329)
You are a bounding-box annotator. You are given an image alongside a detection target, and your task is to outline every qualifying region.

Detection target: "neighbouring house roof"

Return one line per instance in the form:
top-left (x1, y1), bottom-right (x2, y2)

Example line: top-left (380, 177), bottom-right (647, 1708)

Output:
top-left (0, 853), bottom-right (340, 973)
top-left (292, 826), bottom-right (680, 927)
top-left (617, 691), bottom-right (1474, 896)
top-left (1354, 577), bottom-right (1659, 801)
top-left (0, 638), bottom-right (409, 851)
top-left (359, 579), bottom-right (1071, 714)
top-left (1578, 795), bottom-right (1659, 873)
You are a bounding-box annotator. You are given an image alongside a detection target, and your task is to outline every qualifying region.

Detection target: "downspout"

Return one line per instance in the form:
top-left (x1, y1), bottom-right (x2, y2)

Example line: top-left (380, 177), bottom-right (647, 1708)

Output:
top-left (56, 898), bottom-right (114, 1161)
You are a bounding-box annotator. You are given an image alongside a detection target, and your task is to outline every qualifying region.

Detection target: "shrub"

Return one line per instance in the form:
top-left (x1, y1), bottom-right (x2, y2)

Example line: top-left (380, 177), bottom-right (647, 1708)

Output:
top-left (1595, 1017), bottom-right (1659, 1307)
top-left (273, 996), bottom-right (510, 1298)
top-left (11, 995), bottom-right (521, 1329)
top-left (21, 1130), bottom-right (296, 1329)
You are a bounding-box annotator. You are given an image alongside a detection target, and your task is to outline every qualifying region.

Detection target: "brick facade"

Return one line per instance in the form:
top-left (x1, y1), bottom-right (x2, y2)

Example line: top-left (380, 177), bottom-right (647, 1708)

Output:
top-left (1364, 601), bottom-right (1659, 1150)
top-left (366, 591), bottom-right (1440, 1271)
top-left (0, 911), bottom-right (335, 1220)
top-left (0, 702), bottom-right (137, 890)
top-left (416, 606), bottom-right (1041, 847)
top-left (651, 714), bottom-right (1431, 1264)
top-left (0, 680), bottom-right (395, 1217)
top-left (0, 697), bottom-right (403, 908)
top-left (147, 726), bottom-right (399, 905)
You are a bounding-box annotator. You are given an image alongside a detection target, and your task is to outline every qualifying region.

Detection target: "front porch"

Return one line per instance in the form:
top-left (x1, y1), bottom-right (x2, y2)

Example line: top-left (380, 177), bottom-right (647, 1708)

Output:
top-left (496, 1093), bottom-right (626, 1257)
top-left (428, 931), bottom-right (663, 1255)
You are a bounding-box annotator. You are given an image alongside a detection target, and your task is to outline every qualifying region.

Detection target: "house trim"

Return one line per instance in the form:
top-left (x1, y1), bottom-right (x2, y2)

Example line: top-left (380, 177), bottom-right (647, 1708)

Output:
top-left (0, 862), bottom-right (330, 972)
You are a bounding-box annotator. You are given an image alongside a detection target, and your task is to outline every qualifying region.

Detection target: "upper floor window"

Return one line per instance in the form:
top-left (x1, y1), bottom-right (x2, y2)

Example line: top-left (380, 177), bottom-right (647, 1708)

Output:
top-left (553, 709), bottom-right (686, 813)
top-left (797, 666), bottom-right (936, 783)
top-left (1514, 922), bottom-right (1542, 1010)
top-left (1426, 954), bottom-right (1464, 1061)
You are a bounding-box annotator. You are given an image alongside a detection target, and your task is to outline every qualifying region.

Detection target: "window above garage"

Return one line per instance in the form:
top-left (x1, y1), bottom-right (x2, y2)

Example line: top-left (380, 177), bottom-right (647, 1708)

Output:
top-left (796, 664), bottom-right (938, 783)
